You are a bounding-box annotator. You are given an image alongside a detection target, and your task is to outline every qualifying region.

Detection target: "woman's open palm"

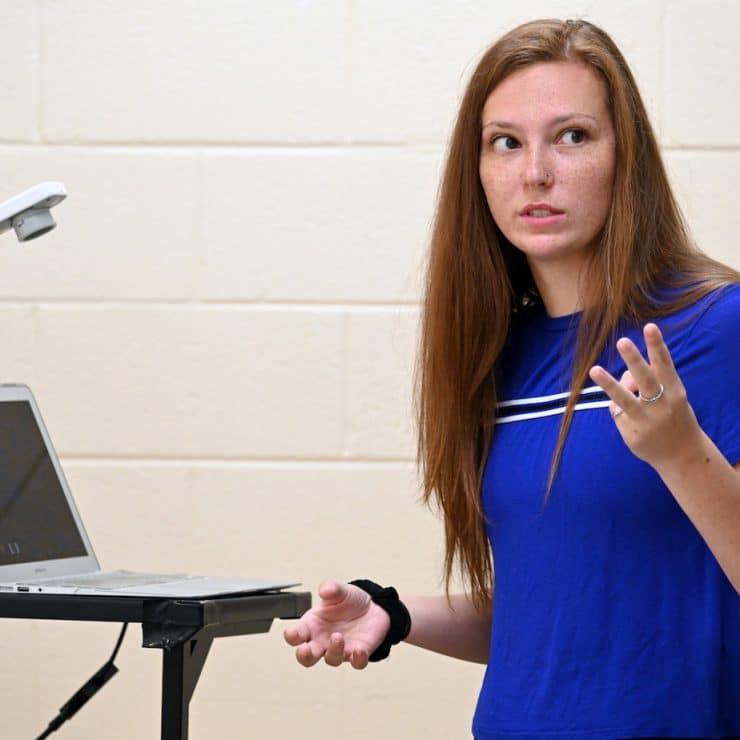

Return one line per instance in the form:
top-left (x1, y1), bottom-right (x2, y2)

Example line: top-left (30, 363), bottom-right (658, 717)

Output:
top-left (283, 580), bottom-right (391, 669)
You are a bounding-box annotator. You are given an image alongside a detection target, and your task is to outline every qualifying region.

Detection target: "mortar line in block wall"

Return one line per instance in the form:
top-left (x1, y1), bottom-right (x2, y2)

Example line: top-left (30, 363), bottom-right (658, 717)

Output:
top-left (60, 455), bottom-right (416, 468)
top-left (0, 140), bottom-right (430, 151)
top-left (0, 299), bottom-right (422, 310)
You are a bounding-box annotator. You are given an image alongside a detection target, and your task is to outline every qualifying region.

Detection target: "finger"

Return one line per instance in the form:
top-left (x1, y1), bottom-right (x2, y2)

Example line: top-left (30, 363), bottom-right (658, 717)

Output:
top-left (616, 337), bottom-right (661, 399)
top-left (296, 641), bottom-right (325, 668)
top-left (350, 648), bottom-right (370, 670)
top-left (318, 579), bottom-right (347, 606)
top-left (611, 370), bottom-right (637, 417)
top-left (589, 365), bottom-right (641, 414)
top-left (324, 633), bottom-right (346, 667)
top-left (283, 622), bottom-right (311, 646)
top-left (619, 370), bottom-right (638, 394)
top-left (643, 323), bottom-right (678, 380)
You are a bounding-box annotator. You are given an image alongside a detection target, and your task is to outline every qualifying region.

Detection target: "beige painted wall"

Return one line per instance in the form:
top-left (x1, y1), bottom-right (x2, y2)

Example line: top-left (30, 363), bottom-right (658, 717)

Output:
top-left (0, 1), bottom-right (737, 737)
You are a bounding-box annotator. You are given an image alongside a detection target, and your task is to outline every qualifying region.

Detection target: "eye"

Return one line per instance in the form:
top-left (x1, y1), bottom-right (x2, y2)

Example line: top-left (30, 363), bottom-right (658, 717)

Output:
top-left (559, 128), bottom-right (587, 145)
top-left (490, 135), bottom-right (520, 152)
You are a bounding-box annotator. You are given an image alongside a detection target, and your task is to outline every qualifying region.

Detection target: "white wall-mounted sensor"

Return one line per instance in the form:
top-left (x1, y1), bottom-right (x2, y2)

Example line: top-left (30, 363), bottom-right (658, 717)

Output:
top-left (0, 182), bottom-right (67, 242)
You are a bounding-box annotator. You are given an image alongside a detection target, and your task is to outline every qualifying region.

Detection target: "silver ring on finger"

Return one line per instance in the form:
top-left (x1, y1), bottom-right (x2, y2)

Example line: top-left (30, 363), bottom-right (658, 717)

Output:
top-left (610, 404), bottom-right (624, 419)
top-left (639, 383), bottom-right (664, 404)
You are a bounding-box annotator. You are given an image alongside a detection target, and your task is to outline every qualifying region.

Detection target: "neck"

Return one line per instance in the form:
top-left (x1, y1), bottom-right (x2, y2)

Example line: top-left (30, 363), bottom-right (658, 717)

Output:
top-left (527, 255), bottom-right (587, 318)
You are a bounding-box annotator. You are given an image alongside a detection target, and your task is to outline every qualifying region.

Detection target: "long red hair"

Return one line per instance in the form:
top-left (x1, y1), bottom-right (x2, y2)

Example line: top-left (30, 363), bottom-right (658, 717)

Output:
top-left (416, 18), bottom-right (739, 606)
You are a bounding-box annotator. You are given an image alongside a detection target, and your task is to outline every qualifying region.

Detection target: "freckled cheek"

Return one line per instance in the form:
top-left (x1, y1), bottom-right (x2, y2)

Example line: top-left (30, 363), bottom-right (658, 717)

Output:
top-left (480, 167), bottom-right (517, 216)
top-left (567, 161), bottom-right (614, 221)
top-left (484, 191), bottom-right (515, 229)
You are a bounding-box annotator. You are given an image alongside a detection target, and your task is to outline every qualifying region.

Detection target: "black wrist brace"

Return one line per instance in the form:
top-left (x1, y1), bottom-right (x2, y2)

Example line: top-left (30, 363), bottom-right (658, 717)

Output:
top-left (349, 579), bottom-right (412, 662)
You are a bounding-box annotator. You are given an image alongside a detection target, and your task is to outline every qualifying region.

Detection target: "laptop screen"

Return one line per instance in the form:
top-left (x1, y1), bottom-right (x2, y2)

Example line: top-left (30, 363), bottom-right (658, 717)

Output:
top-left (0, 400), bottom-right (87, 565)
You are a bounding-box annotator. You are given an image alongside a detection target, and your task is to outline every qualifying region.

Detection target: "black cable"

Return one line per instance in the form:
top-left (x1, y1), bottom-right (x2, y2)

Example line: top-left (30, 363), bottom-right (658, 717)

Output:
top-left (35, 623), bottom-right (128, 740)
top-left (108, 621), bottom-right (128, 663)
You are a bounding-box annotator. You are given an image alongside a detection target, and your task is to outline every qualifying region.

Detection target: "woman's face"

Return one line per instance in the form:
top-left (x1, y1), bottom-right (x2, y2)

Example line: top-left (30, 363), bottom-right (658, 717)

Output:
top-left (479, 61), bottom-right (616, 273)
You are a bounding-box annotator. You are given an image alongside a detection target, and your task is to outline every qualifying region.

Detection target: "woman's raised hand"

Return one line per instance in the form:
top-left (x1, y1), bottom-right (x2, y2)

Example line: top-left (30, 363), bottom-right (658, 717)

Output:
top-left (283, 580), bottom-right (391, 669)
top-left (589, 322), bottom-right (702, 473)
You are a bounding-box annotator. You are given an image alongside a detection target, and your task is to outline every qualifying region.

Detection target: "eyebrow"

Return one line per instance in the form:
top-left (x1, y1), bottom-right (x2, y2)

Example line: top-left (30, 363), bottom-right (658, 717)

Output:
top-left (481, 112), bottom-right (598, 132)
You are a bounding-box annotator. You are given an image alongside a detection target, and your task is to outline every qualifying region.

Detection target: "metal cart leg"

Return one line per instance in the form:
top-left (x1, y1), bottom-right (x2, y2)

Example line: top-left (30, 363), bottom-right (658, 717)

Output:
top-left (160, 631), bottom-right (214, 740)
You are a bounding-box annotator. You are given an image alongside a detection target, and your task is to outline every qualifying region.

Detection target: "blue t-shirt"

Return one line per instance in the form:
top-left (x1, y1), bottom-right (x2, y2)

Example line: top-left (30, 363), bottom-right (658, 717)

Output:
top-left (473, 285), bottom-right (740, 740)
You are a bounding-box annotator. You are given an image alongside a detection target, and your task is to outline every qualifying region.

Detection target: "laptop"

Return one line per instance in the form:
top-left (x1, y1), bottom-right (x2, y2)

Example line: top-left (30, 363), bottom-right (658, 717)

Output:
top-left (0, 384), bottom-right (299, 598)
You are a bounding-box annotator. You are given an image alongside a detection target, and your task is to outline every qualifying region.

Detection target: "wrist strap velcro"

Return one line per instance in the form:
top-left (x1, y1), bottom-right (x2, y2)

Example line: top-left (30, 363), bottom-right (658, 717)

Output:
top-left (348, 579), bottom-right (412, 662)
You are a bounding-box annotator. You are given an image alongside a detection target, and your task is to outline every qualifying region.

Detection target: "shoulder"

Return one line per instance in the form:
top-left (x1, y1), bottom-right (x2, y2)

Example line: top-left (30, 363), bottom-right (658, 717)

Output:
top-left (664, 283), bottom-right (740, 338)
top-left (652, 283), bottom-right (740, 380)
top-left (683, 284), bottom-right (740, 347)
top-left (670, 284), bottom-right (740, 464)
top-left (664, 283), bottom-right (740, 377)
top-left (693, 282), bottom-right (740, 326)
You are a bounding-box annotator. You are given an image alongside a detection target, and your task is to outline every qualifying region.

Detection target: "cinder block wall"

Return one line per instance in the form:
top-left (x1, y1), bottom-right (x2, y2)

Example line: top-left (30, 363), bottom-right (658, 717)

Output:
top-left (0, 2), bottom-right (736, 738)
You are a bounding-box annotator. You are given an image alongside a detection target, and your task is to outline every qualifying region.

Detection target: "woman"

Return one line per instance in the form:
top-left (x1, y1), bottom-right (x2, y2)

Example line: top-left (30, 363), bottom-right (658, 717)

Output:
top-left (284, 19), bottom-right (740, 739)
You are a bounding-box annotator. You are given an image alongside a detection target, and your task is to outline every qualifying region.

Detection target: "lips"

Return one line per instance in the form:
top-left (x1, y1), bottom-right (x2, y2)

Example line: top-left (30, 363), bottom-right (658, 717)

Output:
top-left (519, 203), bottom-right (565, 216)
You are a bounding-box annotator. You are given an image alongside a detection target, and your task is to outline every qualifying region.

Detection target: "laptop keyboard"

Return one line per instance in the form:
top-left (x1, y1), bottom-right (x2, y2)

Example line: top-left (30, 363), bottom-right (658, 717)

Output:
top-left (33, 571), bottom-right (190, 589)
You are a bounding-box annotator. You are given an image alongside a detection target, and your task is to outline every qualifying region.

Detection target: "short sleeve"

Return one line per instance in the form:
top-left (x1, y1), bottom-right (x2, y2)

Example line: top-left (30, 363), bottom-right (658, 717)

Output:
top-left (678, 284), bottom-right (740, 466)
